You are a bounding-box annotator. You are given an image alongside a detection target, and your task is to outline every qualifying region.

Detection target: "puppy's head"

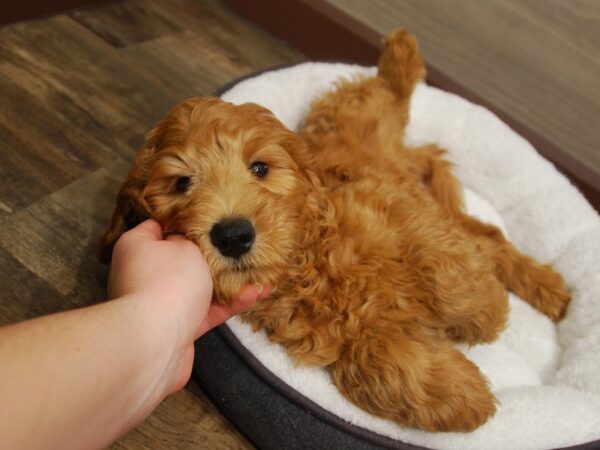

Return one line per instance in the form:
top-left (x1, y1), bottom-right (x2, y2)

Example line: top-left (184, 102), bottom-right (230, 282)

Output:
top-left (100, 97), bottom-right (314, 303)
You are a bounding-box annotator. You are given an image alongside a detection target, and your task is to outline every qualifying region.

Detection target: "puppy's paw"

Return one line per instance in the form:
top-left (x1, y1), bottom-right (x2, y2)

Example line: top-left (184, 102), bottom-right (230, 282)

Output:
top-left (417, 351), bottom-right (497, 432)
top-left (332, 334), bottom-right (496, 432)
top-left (532, 267), bottom-right (571, 321)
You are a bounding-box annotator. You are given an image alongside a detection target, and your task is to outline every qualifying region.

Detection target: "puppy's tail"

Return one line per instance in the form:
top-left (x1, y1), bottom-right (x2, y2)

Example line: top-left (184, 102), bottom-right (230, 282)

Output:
top-left (377, 29), bottom-right (426, 101)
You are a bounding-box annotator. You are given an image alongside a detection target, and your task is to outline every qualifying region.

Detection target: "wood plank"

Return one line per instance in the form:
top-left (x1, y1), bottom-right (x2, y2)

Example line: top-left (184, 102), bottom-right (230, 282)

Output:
top-left (0, 247), bottom-right (72, 325)
top-left (515, 0), bottom-right (600, 65)
top-left (112, 380), bottom-right (253, 450)
top-left (69, 0), bottom-right (183, 48)
top-left (152, 0), bottom-right (302, 69)
top-left (120, 26), bottom-right (301, 102)
top-left (1, 0), bottom-right (101, 26)
top-left (0, 15), bottom-right (179, 214)
top-left (0, 159), bottom-right (128, 302)
top-left (94, 0), bottom-right (303, 101)
top-left (120, 30), bottom-right (238, 100)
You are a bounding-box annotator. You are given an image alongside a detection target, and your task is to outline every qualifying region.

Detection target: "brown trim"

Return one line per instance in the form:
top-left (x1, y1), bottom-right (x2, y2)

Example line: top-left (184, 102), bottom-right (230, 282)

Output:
top-left (223, 0), bottom-right (379, 66)
top-left (223, 0), bottom-right (600, 212)
top-left (0, 0), bottom-right (102, 26)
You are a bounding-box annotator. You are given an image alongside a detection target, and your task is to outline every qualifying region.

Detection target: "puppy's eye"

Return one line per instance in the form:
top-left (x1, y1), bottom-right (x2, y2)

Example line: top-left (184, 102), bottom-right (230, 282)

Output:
top-left (249, 161), bottom-right (268, 178)
top-left (175, 176), bottom-right (191, 193)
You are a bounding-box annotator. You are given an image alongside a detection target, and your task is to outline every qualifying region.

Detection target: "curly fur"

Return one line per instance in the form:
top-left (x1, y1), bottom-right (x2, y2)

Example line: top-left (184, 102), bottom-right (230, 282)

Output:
top-left (100, 30), bottom-right (570, 432)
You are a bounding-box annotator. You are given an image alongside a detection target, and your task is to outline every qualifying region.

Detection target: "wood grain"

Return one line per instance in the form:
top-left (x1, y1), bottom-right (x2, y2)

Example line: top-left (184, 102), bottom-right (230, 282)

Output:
top-left (0, 0), bottom-right (303, 448)
top-left (324, 0), bottom-right (600, 182)
top-left (113, 380), bottom-right (252, 450)
top-left (69, 0), bottom-right (183, 48)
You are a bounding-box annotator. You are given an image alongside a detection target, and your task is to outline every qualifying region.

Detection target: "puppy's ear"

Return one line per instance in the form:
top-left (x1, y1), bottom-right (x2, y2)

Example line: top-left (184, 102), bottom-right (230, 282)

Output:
top-left (239, 102), bottom-right (314, 170)
top-left (98, 149), bottom-right (152, 264)
top-left (99, 98), bottom-right (210, 263)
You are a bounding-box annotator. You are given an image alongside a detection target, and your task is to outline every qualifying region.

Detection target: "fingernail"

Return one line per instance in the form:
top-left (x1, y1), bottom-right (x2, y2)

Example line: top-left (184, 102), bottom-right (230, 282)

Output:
top-left (256, 283), bottom-right (264, 294)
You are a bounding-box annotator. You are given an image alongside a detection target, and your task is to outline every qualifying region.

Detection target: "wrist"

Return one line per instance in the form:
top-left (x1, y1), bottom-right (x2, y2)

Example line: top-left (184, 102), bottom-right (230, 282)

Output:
top-left (113, 294), bottom-right (181, 402)
top-left (121, 291), bottom-right (194, 396)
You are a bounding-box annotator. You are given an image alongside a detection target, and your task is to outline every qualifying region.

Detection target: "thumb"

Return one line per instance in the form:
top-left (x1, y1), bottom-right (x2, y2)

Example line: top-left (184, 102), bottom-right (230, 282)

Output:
top-left (165, 233), bottom-right (188, 243)
top-left (127, 219), bottom-right (164, 241)
top-left (196, 285), bottom-right (272, 338)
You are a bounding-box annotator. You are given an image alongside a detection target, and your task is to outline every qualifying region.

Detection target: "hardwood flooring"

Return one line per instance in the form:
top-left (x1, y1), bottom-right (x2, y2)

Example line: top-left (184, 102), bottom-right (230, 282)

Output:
top-left (0, 0), bottom-right (303, 448)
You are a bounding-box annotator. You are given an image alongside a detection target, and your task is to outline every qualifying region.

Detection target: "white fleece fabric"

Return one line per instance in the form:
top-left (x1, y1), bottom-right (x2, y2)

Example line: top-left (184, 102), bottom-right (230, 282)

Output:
top-left (222, 63), bottom-right (600, 450)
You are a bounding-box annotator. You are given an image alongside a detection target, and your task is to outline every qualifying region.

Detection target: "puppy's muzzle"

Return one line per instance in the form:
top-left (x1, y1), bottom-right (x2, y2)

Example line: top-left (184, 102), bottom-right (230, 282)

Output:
top-left (210, 218), bottom-right (255, 259)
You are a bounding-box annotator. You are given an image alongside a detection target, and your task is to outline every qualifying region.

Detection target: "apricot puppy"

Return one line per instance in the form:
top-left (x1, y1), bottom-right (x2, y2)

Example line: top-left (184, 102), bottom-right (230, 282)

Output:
top-left (101, 30), bottom-right (570, 431)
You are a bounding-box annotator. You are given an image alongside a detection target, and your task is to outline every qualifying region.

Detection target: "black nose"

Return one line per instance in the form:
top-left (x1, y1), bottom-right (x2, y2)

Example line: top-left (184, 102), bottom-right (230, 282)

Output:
top-left (209, 218), bottom-right (255, 259)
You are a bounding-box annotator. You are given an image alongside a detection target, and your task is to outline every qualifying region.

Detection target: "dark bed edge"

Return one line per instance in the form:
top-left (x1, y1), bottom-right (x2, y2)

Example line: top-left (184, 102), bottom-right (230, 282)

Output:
top-left (222, 0), bottom-right (600, 214)
top-left (198, 323), bottom-right (600, 450)
top-left (194, 326), bottom-right (428, 450)
top-left (218, 323), bottom-right (428, 450)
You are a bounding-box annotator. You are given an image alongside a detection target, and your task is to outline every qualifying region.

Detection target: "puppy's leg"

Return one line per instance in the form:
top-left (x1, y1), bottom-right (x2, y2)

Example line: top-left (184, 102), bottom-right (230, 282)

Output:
top-left (400, 144), bottom-right (464, 217)
top-left (491, 240), bottom-right (571, 321)
top-left (400, 147), bottom-right (570, 321)
top-left (417, 248), bottom-right (510, 344)
top-left (330, 328), bottom-right (496, 431)
top-left (456, 217), bottom-right (571, 321)
top-left (244, 301), bottom-right (343, 367)
top-left (441, 273), bottom-right (510, 344)
top-left (391, 201), bottom-right (509, 344)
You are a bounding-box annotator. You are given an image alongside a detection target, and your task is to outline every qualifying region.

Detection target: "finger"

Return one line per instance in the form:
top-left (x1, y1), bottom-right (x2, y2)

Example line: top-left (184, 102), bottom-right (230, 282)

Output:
top-left (231, 284), bottom-right (272, 310)
top-left (196, 285), bottom-right (272, 338)
top-left (165, 233), bottom-right (187, 242)
top-left (257, 285), bottom-right (273, 301)
top-left (196, 299), bottom-right (254, 337)
top-left (165, 234), bottom-right (208, 266)
top-left (129, 219), bottom-right (164, 241)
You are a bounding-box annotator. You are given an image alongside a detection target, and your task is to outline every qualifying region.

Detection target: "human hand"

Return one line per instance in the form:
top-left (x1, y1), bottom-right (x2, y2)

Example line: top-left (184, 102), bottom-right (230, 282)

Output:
top-left (108, 219), bottom-right (270, 393)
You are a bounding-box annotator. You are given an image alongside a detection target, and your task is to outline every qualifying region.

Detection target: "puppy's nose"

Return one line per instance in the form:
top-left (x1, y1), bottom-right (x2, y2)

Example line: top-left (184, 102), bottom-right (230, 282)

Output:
top-left (209, 218), bottom-right (255, 258)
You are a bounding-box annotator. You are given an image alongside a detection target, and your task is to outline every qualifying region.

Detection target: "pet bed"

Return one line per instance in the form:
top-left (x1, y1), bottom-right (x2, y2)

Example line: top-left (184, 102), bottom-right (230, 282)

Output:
top-left (193, 63), bottom-right (600, 450)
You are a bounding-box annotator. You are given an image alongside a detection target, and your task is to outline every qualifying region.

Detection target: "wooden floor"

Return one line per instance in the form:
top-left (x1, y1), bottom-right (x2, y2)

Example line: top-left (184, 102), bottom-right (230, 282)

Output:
top-left (325, 0), bottom-right (600, 185)
top-left (0, 0), bottom-right (303, 448)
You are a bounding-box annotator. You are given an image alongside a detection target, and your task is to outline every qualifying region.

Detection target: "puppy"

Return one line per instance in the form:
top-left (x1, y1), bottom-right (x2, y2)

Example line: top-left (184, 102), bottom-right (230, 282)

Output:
top-left (100, 30), bottom-right (570, 432)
